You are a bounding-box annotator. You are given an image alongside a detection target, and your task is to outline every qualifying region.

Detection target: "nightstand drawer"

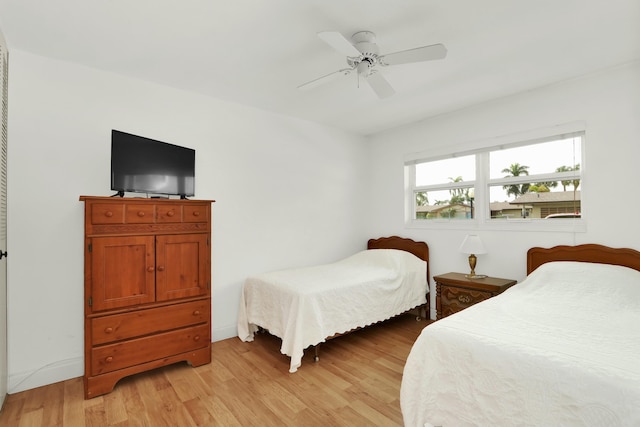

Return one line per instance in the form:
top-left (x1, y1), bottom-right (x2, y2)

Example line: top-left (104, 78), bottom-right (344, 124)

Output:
top-left (437, 285), bottom-right (492, 317)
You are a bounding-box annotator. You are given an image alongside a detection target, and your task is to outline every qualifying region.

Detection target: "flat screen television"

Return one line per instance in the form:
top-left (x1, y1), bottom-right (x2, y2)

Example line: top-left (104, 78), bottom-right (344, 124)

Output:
top-left (111, 130), bottom-right (195, 198)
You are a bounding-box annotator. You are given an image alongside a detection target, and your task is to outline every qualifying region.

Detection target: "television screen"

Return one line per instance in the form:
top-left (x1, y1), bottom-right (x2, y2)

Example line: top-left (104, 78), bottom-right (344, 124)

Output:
top-left (111, 130), bottom-right (195, 198)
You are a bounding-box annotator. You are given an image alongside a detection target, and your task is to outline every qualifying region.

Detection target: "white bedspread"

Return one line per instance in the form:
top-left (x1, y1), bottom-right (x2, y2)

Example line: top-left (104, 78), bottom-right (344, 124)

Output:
top-left (401, 261), bottom-right (640, 427)
top-left (238, 249), bottom-right (428, 373)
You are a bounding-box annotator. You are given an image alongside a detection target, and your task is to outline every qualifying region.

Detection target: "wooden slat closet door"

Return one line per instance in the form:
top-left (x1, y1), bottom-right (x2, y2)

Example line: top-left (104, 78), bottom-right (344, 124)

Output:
top-left (0, 27), bottom-right (9, 408)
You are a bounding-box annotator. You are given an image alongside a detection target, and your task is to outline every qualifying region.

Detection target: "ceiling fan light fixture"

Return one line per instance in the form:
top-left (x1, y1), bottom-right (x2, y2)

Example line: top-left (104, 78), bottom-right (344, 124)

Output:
top-left (356, 59), bottom-right (372, 77)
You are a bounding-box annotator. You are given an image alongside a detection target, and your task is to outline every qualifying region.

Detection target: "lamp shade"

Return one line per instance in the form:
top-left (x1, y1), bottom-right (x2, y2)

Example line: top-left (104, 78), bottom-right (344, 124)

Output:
top-left (458, 234), bottom-right (487, 255)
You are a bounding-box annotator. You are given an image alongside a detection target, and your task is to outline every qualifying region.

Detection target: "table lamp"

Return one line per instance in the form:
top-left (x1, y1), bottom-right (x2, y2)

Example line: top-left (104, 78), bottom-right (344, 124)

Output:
top-left (459, 234), bottom-right (487, 279)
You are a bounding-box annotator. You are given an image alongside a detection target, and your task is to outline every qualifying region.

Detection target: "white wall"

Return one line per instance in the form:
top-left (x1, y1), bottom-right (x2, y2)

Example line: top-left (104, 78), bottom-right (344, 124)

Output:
top-left (6, 50), bottom-right (369, 393)
top-left (366, 61), bottom-right (640, 316)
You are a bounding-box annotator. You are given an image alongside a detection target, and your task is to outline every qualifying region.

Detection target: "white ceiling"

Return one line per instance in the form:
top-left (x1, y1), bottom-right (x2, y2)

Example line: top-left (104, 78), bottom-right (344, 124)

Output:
top-left (1, 0), bottom-right (639, 136)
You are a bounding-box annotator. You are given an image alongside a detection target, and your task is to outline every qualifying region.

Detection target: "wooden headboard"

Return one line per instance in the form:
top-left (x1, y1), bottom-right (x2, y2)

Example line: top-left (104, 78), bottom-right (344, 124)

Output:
top-left (527, 244), bottom-right (640, 275)
top-left (367, 236), bottom-right (430, 283)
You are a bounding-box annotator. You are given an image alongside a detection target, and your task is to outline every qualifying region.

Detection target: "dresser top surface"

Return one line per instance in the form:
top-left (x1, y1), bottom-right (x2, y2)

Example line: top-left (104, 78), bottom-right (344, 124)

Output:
top-left (80, 195), bottom-right (215, 204)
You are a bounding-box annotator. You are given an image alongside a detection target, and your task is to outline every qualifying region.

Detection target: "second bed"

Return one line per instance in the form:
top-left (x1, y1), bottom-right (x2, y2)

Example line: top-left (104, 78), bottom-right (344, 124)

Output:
top-left (237, 236), bottom-right (430, 373)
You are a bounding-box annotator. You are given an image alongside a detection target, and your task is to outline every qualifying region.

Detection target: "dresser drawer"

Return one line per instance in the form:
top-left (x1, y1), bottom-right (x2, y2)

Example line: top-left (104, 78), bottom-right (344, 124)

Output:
top-left (91, 203), bottom-right (125, 224)
top-left (91, 324), bottom-right (210, 376)
top-left (183, 205), bottom-right (208, 223)
top-left (157, 205), bottom-right (183, 223)
top-left (125, 204), bottom-right (156, 223)
top-left (91, 300), bottom-right (209, 345)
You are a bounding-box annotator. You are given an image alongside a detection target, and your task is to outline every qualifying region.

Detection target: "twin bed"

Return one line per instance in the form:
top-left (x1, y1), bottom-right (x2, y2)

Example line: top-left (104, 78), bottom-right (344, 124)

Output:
top-left (237, 236), bottom-right (430, 373)
top-left (401, 244), bottom-right (640, 426)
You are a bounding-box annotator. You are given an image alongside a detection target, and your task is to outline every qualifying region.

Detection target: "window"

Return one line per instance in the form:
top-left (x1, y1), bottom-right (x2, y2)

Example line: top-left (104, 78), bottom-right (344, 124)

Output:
top-left (406, 130), bottom-right (584, 227)
top-left (413, 155), bottom-right (476, 220)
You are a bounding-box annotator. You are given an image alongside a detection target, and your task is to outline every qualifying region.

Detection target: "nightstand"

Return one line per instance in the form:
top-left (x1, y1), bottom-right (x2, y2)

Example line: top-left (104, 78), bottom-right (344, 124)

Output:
top-left (434, 272), bottom-right (517, 320)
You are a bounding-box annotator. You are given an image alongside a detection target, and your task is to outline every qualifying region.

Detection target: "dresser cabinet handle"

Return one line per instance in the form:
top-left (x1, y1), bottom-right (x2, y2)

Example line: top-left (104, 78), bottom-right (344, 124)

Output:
top-left (192, 310), bottom-right (200, 316)
top-left (192, 211), bottom-right (200, 217)
top-left (147, 266), bottom-right (154, 273)
top-left (193, 335), bottom-right (200, 342)
top-left (157, 266), bottom-right (165, 272)
top-left (167, 211), bottom-right (175, 217)
top-left (104, 327), bottom-right (113, 334)
top-left (105, 211), bottom-right (113, 217)
top-left (137, 211), bottom-right (145, 217)
top-left (105, 356), bottom-right (113, 363)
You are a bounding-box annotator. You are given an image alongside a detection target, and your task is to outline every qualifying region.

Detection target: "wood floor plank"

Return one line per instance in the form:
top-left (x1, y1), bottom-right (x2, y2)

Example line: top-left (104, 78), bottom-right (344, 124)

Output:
top-left (0, 313), bottom-right (431, 427)
top-left (62, 378), bottom-right (85, 427)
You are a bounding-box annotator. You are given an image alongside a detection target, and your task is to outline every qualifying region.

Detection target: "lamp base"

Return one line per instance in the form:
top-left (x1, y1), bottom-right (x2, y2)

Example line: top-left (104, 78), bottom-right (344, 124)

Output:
top-left (465, 274), bottom-right (488, 279)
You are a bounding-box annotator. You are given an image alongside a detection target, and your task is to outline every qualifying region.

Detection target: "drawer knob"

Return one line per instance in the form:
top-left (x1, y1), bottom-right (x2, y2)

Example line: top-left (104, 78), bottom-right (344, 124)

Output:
top-left (193, 310), bottom-right (200, 316)
top-left (104, 211), bottom-right (113, 218)
top-left (147, 266), bottom-right (155, 273)
top-left (104, 327), bottom-right (113, 334)
top-left (193, 335), bottom-right (200, 342)
top-left (167, 211), bottom-right (175, 217)
top-left (105, 356), bottom-right (113, 363)
top-left (157, 266), bottom-right (165, 272)
top-left (137, 211), bottom-right (145, 217)
top-left (192, 211), bottom-right (200, 217)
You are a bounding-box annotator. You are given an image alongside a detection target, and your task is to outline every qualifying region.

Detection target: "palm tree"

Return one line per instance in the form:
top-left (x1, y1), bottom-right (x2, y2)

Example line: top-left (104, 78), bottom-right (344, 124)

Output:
top-left (556, 165), bottom-right (572, 191)
top-left (502, 163), bottom-right (530, 198)
top-left (416, 192), bottom-right (429, 206)
top-left (448, 176), bottom-right (467, 204)
top-left (555, 164), bottom-right (581, 191)
top-left (571, 164), bottom-right (581, 191)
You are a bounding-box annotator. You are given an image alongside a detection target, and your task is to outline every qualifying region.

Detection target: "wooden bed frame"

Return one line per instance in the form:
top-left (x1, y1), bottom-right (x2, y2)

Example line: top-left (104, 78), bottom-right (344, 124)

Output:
top-left (368, 235), bottom-right (430, 319)
top-left (310, 236), bottom-right (430, 361)
top-left (527, 243), bottom-right (640, 274)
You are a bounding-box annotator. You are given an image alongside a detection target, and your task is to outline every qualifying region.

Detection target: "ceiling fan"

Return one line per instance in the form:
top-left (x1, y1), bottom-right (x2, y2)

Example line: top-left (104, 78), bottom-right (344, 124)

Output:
top-left (297, 30), bottom-right (447, 99)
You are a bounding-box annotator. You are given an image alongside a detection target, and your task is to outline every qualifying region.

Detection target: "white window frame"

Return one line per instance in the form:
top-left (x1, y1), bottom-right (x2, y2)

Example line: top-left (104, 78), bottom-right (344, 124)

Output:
top-left (404, 123), bottom-right (586, 233)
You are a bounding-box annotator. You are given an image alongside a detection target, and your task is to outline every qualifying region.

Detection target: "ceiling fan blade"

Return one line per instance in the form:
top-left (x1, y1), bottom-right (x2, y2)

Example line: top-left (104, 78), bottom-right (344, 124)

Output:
top-left (366, 72), bottom-right (395, 99)
top-left (317, 31), bottom-right (361, 56)
top-left (297, 68), bottom-right (352, 91)
top-left (379, 43), bottom-right (447, 66)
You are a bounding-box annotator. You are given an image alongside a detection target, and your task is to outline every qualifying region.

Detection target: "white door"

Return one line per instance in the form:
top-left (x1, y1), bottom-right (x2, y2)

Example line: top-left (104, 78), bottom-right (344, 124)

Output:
top-left (0, 28), bottom-right (8, 407)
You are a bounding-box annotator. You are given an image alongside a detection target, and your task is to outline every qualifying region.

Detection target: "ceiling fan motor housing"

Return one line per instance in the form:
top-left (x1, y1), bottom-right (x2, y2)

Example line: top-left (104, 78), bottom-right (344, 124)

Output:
top-left (351, 31), bottom-right (379, 55)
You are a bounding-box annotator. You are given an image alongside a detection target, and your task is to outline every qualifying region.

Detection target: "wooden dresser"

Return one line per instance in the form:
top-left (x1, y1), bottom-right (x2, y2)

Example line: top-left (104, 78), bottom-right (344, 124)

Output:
top-left (434, 272), bottom-right (516, 320)
top-left (80, 196), bottom-right (214, 399)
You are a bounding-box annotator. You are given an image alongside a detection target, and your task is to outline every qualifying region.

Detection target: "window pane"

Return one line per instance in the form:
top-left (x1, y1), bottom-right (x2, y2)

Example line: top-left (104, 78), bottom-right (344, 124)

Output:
top-left (416, 155), bottom-right (475, 186)
top-left (415, 189), bottom-right (474, 220)
top-left (490, 137), bottom-right (580, 179)
top-left (489, 185), bottom-right (580, 219)
top-left (489, 135), bottom-right (582, 219)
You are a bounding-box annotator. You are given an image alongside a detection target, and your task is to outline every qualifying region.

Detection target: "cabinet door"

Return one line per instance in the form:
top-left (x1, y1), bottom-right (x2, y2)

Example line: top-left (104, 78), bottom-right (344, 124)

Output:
top-left (155, 234), bottom-right (209, 301)
top-left (90, 236), bottom-right (156, 311)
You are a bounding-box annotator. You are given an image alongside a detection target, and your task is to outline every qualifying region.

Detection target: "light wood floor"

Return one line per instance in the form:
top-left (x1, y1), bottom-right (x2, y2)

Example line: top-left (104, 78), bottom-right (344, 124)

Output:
top-left (0, 313), bottom-right (431, 427)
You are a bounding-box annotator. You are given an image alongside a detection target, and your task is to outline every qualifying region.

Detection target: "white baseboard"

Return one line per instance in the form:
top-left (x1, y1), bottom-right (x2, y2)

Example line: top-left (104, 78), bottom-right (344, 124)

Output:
top-left (8, 357), bottom-right (83, 394)
top-left (212, 324), bottom-right (238, 342)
